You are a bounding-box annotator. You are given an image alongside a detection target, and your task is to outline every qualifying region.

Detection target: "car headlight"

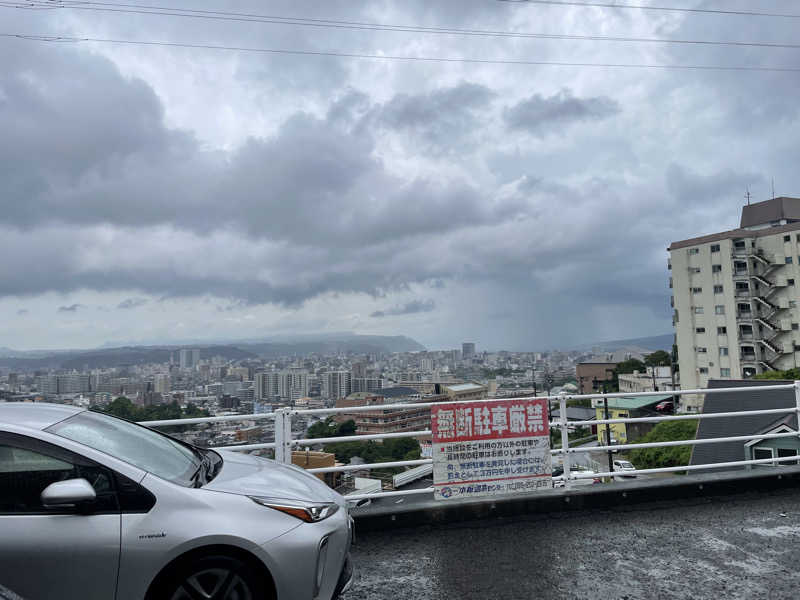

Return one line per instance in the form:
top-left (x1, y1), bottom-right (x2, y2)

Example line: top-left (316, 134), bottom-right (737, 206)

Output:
top-left (249, 497), bottom-right (340, 523)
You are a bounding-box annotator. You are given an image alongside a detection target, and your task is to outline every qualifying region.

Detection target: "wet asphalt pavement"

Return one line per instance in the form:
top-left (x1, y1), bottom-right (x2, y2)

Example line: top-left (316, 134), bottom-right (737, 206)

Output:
top-left (345, 488), bottom-right (800, 599)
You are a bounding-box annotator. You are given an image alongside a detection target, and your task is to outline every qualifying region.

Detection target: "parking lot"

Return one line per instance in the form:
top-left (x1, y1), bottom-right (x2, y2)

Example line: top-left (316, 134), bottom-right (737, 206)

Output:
top-left (348, 487), bottom-right (800, 599)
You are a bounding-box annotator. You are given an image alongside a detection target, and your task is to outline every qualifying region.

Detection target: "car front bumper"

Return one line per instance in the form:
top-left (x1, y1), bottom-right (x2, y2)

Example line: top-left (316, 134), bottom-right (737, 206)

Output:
top-left (261, 505), bottom-right (353, 600)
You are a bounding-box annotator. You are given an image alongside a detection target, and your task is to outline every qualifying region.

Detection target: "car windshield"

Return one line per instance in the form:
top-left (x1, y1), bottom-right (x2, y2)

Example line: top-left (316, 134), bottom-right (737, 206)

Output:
top-left (618, 461), bottom-right (633, 468)
top-left (47, 410), bottom-right (202, 486)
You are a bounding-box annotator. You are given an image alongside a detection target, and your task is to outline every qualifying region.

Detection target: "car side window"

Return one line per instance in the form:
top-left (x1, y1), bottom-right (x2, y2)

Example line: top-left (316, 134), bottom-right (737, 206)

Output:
top-left (0, 434), bottom-right (117, 514)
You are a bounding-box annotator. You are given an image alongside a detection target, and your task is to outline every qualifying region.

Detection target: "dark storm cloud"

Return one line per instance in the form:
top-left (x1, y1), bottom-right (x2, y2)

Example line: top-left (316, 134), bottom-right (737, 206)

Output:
top-left (666, 164), bottom-right (763, 206)
top-left (117, 298), bottom-right (148, 310)
top-left (0, 43), bottom-right (496, 245)
top-left (374, 82), bottom-right (495, 149)
top-left (2, 0), bottom-right (800, 352)
top-left (503, 89), bottom-right (620, 136)
top-left (370, 299), bottom-right (436, 318)
top-left (0, 40), bottom-right (199, 231)
top-left (58, 304), bottom-right (84, 313)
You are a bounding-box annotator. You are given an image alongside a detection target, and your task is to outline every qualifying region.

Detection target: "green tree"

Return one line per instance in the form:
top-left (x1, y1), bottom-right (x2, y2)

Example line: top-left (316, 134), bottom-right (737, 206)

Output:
top-left (103, 397), bottom-right (138, 420)
top-left (754, 368), bottom-right (800, 380)
top-left (627, 419), bottom-right (698, 470)
top-left (323, 435), bottom-right (421, 466)
top-left (604, 358), bottom-right (648, 392)
top-left (307, 417), bottom-right (338, 439)
top-left (615, 358), bottom-right (647, 375)
top-left (93, 398), bottom-right (208, 424)
top-left (184, 403), bottom-right (207, 418)
top-left (382, 437), bottom-right (420, 460)
top-left (324, 440), bottom-right (371, 463)
top-left (644, 350), bottom-right (671, 367)
top-left (307, 417), bottom-right (356, 439)
top-left (336, 419), bottom-right (357, 437)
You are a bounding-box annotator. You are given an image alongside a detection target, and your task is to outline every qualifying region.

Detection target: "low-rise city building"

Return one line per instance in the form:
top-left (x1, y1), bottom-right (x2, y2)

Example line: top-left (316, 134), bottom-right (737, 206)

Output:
top-left (576, 362), bottom-right (618, 394)
top-left (618, 367), bottom-right (678, 393)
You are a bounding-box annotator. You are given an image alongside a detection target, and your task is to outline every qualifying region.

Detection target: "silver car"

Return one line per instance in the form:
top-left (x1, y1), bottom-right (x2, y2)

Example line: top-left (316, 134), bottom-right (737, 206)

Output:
top-left (0, 403), bottom-right (354, 600)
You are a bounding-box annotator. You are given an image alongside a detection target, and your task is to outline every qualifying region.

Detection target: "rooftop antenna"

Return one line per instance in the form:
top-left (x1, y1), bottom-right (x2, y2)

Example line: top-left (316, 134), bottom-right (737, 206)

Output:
top-left (745, 187), bottom-right (751, 205)
top-left (771, 178), bottom-right (776, 200)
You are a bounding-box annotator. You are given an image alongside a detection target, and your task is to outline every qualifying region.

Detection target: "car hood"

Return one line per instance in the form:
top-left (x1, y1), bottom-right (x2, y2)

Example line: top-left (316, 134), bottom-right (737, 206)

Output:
top-left (204, 450), bottom-right (341, 504)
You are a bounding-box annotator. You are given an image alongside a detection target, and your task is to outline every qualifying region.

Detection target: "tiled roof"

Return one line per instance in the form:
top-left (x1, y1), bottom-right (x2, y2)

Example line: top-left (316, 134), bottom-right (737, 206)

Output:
top-left (690, 379), bottom-right (797, 468)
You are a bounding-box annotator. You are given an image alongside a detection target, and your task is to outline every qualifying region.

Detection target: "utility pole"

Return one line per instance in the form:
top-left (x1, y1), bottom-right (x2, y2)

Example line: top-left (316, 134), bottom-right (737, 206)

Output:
top-left (602, 384), bottom-right (614, 478)
top-left (671, 345), bottom-right (679, 411)
top-left (594, 376), bottom-right (615, 479)
top-left (544, 369), bottom-right (554, 419)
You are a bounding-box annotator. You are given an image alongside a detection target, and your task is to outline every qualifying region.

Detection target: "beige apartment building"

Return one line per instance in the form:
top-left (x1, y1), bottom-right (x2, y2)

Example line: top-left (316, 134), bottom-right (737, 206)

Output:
top-left (618, 366), bottom-right (678, 394)
top-left (669, 197), bottom-right (800, 407)
top-left (334, 391), bottom-right (445, 435)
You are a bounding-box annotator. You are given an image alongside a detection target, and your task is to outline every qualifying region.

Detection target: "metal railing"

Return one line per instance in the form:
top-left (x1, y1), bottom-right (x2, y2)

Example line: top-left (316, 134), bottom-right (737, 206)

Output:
top-left (139, 382), bottom-right (800, 501)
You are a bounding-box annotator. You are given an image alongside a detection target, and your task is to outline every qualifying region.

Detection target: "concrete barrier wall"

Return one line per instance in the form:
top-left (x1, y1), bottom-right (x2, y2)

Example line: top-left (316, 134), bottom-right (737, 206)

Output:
top-left (352, 467), bottom-right (800, 531)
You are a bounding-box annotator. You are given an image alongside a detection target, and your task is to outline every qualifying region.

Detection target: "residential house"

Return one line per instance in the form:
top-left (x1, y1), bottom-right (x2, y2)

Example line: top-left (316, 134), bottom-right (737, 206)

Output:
top-left (691, 379), bottom-right (800, 469)
top-left (592, 394), bottom-right (672, 445)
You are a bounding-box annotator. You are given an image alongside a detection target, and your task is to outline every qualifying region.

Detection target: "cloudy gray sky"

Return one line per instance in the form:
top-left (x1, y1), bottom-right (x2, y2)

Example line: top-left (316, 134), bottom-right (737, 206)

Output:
top-left (1, 0), bottom-right (799, 351)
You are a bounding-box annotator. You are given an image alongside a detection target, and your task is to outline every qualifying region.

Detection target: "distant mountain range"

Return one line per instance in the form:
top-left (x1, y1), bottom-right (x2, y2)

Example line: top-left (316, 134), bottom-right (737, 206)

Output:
top-left (0, 334), bottom-right (426, 370)
top-left (574, 333), bottom-right (674, 353)
top-left (0, 345), bottom-right (256, 371)
top-left (0, 332), bottom-right (673, 371)
top-left (238, 335), bottom-right (425, 357)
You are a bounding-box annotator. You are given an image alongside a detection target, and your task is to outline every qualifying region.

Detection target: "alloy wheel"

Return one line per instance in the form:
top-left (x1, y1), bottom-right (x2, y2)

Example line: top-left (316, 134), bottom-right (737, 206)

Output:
top-left (170, 567), bottom-right (253, 600)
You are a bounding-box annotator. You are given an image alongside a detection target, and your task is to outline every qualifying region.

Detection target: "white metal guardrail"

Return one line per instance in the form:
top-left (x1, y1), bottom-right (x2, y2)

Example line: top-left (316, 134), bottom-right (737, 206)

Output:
top-left (139, 382), bottom-right (800, 501)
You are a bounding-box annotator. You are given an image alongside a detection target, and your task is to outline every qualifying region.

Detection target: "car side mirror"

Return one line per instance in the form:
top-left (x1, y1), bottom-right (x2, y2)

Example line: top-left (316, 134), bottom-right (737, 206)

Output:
top-left (41, 478), bottom-right (97, 509)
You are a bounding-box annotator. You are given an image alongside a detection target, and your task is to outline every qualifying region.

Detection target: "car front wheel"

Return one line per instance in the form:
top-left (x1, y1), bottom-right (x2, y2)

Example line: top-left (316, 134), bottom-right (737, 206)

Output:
top-left (162, 555), bottom-right (268, 600)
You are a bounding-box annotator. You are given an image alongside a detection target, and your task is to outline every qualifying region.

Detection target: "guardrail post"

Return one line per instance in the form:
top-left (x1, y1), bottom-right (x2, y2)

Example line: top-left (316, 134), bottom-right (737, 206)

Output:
top-left (559, 395), bottom-right (571, 488)
top-left (274, 408), bottom-right (293, 464)
top-left (794, 381), bottom-right (800, 440)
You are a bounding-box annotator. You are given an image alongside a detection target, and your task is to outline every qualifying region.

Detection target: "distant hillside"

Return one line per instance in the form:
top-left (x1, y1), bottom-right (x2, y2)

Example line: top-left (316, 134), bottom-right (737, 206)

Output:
top-left (0, 334), bottom-right (424, 371)
top-left (0, 345), bottom-right (256, 371)
top-left (241, 334), bottom-right (425, 357)
top-left (575, 333), bottom-right (674, 353)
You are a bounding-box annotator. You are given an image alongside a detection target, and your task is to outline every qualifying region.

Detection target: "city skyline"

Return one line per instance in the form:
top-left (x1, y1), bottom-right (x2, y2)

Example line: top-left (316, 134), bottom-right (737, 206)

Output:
top-left (0, 330), bottom-right (673, 357)
top-left (2, 1), bottom-right (799, 350)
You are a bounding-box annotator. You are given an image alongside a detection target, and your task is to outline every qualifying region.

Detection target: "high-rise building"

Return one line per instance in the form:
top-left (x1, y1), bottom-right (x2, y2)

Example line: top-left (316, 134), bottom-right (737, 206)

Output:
top-left (255, 368), bottom-right (310, 404)
top-left (351, 362), bottom-right (368, 379)
top-left (279, 369), bottom-right (309, 404)
top-left (351, 377), bottom-right (383, 394)
top-left (236, 387), bottom-right (255, 403)
top-left (58, 374), bottom-right (90, 394)
top-left (34, 374), bottom-right (90, 395)
top-left (323, 371), bottom-right (351, 400)
top-left (670, 197), bottom-right (800, 405)
top-left (462, 342), bottom-right (476, 359)
top-left (228, 366), bottom-right (250, 381)
top-left (179, 348), bottom-right (200, 369)
top-left (206, 383), bottom-right (224, 397)
top-left (35, 375), bottom-right (59, 396)
top-left (254, 372), bottom-right (280, 402)
top-left (153, 373), bottom-right (171, 394)
top-left (222, 381), bottom-right (241, 397)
